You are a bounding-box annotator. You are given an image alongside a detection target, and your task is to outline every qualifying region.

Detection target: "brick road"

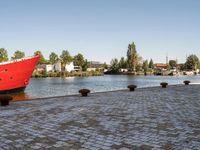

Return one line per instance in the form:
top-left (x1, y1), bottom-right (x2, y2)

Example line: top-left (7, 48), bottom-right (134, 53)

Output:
top-left (0, 85), bottom-right (200, 150)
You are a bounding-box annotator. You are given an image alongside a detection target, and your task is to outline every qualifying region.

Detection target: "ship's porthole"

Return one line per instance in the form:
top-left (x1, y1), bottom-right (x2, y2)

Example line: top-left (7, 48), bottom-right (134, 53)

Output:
top-left (24, 79), bottom-right (28, 85)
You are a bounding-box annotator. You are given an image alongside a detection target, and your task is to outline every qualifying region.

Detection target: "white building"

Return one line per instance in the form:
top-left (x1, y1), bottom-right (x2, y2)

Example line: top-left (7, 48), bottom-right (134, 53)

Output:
top-left (87, 68), bottom-right (96, 71)
top-left (45, 64), bottom-right (53, 72)
top-left (53, 62), bottom-right (62, 72)
top-left (87, 61), bottom-right (104, 71)
top-left (64, 62), bottom-right (81, 72)
top-left (74, 66), bottom-right (81, 71)
top-left (36, 62), bottom-right (81, 72)
top-left (119, 68), bottom-right (128, 73)
top-left (65, 62), bottom-right (75, 72)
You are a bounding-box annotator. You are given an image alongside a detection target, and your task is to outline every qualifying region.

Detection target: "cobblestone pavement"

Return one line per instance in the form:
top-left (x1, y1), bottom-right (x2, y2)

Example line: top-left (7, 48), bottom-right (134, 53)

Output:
top-left (0, 85), bottom-right (200, 150)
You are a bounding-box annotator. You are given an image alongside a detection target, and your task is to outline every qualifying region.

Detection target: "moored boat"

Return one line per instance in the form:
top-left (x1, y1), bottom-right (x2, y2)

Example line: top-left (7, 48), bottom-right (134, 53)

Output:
top-left (0, 55), bottom-right (40, 94)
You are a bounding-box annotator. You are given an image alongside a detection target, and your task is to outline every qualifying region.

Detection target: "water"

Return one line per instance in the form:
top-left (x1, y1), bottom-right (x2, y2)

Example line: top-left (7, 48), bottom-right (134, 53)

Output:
top-left (12, 75), bottom-right (200, 100)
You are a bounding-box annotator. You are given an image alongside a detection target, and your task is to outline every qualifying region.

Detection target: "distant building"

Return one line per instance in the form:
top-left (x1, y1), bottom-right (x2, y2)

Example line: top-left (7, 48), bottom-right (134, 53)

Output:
top-left (53, 61), bottom-right (62, 72)
top-left (154, 63), bottom-right (168, 70)
top-left (88, 61), bottom-right (101, 65)
top-left (74, 65), bottom-right (81, 71)
top-left (119, 68), bottom-right (128, 73)
top-left (65, 62), bottom-right (74, 72)
top-left (35, 62), bottom-right (81, 72)
top-left (35, 64), bottom-right (46, 72)
top-left (46, 64), bottom-right (53, 72)
top-left (87, 68), bottom-right (96, 71)
top-left (65, 62), bottom-right (81, 72)
top-left (183, 71), bottom-right (194, 75)
top-left (87, 61), bottom-right (104, 71)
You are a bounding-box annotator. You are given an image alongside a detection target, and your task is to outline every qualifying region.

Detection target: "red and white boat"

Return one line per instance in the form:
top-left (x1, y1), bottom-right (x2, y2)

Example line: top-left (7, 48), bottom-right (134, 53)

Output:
top-left (0, 55), bottom-right (40, 94)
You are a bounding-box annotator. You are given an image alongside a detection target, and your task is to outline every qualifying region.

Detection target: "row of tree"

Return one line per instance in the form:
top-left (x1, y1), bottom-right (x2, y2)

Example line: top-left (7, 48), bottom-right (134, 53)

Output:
top-left (110, 42), bottom-right (155, 73)
top-left (48, 51), bottom-right (88, 71)
top-left (110, 42), bottom-right (200, 73)
top-left (1, 45), bottom-right (200, 73)
top-left (0, 48), bottom-right (88, 71)
top-left (168, 55), bottom-right (200, 71)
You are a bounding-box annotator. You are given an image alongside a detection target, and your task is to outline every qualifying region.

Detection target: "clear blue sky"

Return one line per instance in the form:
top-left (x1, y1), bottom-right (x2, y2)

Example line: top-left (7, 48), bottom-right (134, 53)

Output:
top-left (0, 0), bottom-right (200, 64)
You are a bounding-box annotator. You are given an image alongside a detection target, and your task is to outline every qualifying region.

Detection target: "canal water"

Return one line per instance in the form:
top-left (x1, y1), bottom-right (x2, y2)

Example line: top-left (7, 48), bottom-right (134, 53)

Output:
top-left (12, 75), bottom-right (200, 100)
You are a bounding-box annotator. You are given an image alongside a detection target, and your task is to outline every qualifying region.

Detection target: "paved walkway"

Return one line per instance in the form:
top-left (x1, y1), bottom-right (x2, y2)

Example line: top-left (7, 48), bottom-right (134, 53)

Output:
top-left (0, 85), bottom-right (200, 150)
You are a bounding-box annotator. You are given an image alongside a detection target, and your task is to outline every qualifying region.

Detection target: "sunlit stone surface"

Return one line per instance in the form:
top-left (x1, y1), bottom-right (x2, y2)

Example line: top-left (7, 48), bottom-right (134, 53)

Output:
top-left (0, 85), bottom-right (200, 149)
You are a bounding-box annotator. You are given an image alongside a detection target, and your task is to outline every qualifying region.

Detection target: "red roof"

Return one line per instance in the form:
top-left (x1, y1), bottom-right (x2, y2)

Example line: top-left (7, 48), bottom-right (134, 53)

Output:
top-left (155, 64), bottom-right (168, 69)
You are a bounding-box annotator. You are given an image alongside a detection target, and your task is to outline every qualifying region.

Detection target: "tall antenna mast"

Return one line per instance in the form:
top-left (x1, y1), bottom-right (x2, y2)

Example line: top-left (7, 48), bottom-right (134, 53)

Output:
top-left (166, 53), bottom-right (168, 64)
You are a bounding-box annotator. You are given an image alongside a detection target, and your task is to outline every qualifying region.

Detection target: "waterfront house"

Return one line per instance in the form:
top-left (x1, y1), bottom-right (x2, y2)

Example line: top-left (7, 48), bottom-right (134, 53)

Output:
top-left (183, 71), bottom-right (194, 75)
top-left (154, 63), bottom-right (168, 70)
top-left (35, 62), bottom-right (80, 73)
top-left (53, 62), bottom-right (80, 72)
top-left (154, 63), bottom-right (169, 75)
top-left (87, 61), bottom-right (104, 71)
top-left (74, 65), bottom-right (81, 71)
top-left (53, 62), bottom-right (62, 72)
top-left (46, 64), bottom-right (53, 72)
top-left (65, 62), bottom-right (80, 72)
top-left (36, 64), bottom-right (53, 72)
top-left (35, 64), bottom-right (46, 72)
top-left (119, 68), bottom-right (128, 73)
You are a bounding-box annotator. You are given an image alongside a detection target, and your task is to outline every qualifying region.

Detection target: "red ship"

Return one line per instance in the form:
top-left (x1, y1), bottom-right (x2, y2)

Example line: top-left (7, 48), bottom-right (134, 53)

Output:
top-left (0, 55), bottom-right (40, 94)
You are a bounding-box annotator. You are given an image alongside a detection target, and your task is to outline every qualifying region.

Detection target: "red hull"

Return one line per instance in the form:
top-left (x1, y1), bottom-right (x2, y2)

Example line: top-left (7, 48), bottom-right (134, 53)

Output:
top-left (0, 55), bottom-right (40, 93)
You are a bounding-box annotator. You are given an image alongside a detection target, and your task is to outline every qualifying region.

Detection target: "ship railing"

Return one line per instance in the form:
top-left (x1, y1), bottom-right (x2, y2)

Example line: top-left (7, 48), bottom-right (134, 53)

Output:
top-left (0, 55), bottom-right (37, 65)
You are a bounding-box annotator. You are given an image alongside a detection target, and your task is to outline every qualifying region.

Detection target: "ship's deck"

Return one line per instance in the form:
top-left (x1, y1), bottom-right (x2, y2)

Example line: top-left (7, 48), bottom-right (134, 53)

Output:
top-left (0, 55), bottom-right (37, 66)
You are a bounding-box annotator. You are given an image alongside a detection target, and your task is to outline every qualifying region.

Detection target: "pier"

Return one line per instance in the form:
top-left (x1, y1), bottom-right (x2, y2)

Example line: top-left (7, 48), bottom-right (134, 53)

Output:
top-left (0, 85), bottom-right (200, 149)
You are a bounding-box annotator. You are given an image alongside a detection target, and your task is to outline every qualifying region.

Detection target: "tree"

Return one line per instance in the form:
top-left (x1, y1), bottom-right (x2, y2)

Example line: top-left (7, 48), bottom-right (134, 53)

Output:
top-left (103, 62), bottom-right (108, 69)
top-left (60, 50), bottom-right (73, 71)
top-left (73, 53), bottom-right (84, 68)
top-left (110, 58), bottom-right (119, 73)
top-left (82, 59), bottom-right (88, 71)
top-left (142, 60), bottom-right (149, 73)
top-left (179, 64), bottom-right (185, 71)
top-left (185, 54), bottom-right (199, 70)
top-left (137, 56), bottom-right (143, 71)
top-left (149, 59), bottom-right (154, 69)
top-left (169, 60), bottom-right (177, 69)
top-left (12, 50), bottom-right (25, 60)
top-left (0, 48), bottom-right (8, 62)
top-left (198, 61), bottom-right (200, 69)
top-left (127, 42), bottom-right (140, 71)
top-left (34, 51), bottom-right (47, 64)
top-left (49, 52), bottom-right (59, 64)
top-left (118, 57), bottom-right (127, 69)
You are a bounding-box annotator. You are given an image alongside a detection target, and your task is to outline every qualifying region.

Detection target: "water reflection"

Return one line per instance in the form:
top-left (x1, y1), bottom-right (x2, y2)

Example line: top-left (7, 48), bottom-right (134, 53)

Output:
top-left (10, 75), bottom-right (200, 101)
top-left (11, 92), bottom-right (31, 101)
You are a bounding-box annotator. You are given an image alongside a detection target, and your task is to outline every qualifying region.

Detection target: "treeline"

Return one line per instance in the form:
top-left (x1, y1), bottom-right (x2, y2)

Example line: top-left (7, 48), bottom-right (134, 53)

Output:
top-left (1, 45), bottom-right (200, 74)
top-left (109, 42), bottom-right (155, 74)
top-left (109, 42), bottom-right (200, 73)
top-left (0, 48), bottom-right (92, 71)
top-left (32, 70), bottom-right (103, 78)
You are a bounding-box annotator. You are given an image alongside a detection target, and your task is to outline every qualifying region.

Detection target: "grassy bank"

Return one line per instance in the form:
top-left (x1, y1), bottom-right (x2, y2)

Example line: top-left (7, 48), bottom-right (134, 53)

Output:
top-left (32, 70), bottom-right (103, 78)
